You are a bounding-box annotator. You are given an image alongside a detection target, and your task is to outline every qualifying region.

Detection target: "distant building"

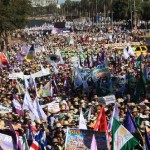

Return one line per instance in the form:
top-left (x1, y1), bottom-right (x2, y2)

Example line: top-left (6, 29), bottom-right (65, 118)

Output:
top-left (30, 0), bottom-right (57, 7)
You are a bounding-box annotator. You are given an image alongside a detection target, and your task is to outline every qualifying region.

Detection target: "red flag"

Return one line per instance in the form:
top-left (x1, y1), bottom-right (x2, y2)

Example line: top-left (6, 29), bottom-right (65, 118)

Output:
top-left (30, 141), bottom-right (40, 150)
top-left (94, 106), bottom-right (108, 132)
top-left (80, 37), bottom-right (84, 43)
top-left (0, 52), bottom-right (9, 65)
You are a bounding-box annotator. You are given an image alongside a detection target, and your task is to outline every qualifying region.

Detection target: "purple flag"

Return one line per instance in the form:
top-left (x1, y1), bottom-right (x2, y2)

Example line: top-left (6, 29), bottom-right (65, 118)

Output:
top-left (17, 44), bottom-right (29, 61)
top-left (13, 95), bottom-right (24, 116)
top-left (90, 135), bottom-right (97, 150)
top-left (124, 109), bottom-right (138, 133)
top-left (8, 121), bottom-right (18, 150)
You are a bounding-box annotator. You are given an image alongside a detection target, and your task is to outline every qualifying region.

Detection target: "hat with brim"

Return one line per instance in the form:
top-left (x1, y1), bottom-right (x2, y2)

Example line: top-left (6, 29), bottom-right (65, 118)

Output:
top-left (56, 123), bottom-right (63, 128)
top-left (63, 121), bottom-right (69, 126)
top-left (53, 138), bottom-right (59, 143)
top-left (132, 107), bottom-right (138, 112)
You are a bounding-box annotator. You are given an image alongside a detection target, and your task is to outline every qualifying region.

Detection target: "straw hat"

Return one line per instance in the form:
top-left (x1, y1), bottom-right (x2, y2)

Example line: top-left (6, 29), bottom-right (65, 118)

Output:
top-left (70, 106), bottom-right (74, 110)
top-left (93, 95), bottom-right (98, 99)
top-left (95, 102), bottom-right (99, 106)
top-left (53, 138), bottom-right (59, 143)
top-left (56, 122), bottom-right (63, 128)
top-left (74, 97), bottom-right (79, 102)
top-left (132, 107), bottom-right (138, 112)
top-left (145, 106), bottom-right (150, 111)
top-left (63, 120), bottom-right (69, 126)
top-left (74, 102), bottom-right (79, 106)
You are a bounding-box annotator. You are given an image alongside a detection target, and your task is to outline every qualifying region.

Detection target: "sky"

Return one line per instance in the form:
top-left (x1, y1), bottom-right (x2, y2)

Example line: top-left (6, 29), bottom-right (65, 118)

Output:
top-left (58, 0), bottom-right (65, 3)
top-left (58, 0), bottom-right (81, 4)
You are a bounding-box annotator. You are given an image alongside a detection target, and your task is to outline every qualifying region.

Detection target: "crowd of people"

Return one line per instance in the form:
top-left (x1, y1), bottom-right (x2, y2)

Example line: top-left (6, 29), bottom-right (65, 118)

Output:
top-left (0, 24), bottom-right (149, 150)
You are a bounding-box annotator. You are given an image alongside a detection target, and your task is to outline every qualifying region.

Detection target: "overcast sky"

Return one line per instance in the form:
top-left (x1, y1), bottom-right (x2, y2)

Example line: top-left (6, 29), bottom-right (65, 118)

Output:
top-left (58, 0), bottom-right (65, 3)
top-left (58, 0), bottom-right (81, 4)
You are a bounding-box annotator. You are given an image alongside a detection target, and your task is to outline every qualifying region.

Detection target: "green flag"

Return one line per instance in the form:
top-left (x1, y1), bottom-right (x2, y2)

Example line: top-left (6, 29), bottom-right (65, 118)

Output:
top-left (112, 119), bottom-right (139, 150)
top-left (134, 71), bottom-right (146, 103)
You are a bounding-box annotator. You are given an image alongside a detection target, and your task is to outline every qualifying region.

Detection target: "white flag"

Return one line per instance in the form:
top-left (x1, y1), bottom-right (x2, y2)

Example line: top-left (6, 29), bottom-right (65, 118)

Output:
top-left (128, 46), bottom-right (135, 56)
top-left (79, 108), bottom-right (87, 129)
top-left (123, 47), bottom-right (129, 59)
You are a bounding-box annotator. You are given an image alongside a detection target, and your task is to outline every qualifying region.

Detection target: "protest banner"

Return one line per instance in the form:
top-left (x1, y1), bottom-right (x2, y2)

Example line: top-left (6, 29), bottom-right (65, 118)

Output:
top-left (41, 101), bottom-right (60, 112)
top-left (9, 68), bottom-right (50, 80)
top-left (104, 42), bottom-right (141, 48)
top-left (92, 68), bottom-right (110, 80)
top-left (0, 105), bottom-right (12, 113)
top-left (8, 73), bottom-right (18, 79)
top-left (0, 133), bottom-right (14, 150)
top-left (98, 95), bottom-right (116, 105)
top-left (65, 128), bottom-right (108, 150)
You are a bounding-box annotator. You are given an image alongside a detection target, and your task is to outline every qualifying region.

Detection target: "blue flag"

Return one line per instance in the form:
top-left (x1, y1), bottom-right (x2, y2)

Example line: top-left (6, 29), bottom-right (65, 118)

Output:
top-left (124, 109), bottom-right (138, 133)
top-left (74, 68), bottom-right (83, 88)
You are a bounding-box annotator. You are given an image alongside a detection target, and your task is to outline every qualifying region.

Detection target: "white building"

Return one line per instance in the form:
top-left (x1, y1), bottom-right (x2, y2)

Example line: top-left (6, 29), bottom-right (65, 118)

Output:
top-left (31, 0), bottom-right (57, 7)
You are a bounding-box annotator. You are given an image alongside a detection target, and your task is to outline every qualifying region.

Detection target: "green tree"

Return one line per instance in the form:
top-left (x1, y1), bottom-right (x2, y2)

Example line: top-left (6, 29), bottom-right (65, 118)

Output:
top-left (0, 0), bottom-right (31, 37)
top-left (141, 0), bottom-right (150, 27)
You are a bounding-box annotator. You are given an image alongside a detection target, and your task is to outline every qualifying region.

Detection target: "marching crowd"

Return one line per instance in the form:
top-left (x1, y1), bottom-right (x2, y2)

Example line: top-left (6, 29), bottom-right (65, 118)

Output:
top-left (0, 24), bottom-right (149, 150)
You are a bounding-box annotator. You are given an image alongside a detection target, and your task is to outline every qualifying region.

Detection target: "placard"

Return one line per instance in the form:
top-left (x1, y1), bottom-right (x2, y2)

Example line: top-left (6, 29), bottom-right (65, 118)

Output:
top-left (99, 95), bottom-right (116, 105)
top-left (65, 128), bottom-right (108, 150)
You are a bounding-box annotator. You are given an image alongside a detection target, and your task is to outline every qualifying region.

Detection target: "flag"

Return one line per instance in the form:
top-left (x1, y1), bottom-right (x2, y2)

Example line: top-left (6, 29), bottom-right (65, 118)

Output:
top-left (35, 130), bottom-right (47, 149)
top-left (8, 121), bottom-right (18, 150)
top-left (24, 78), bottom-right (29, 89)
top-left (29, 74), bottom-right (34, 88)
top-left (145, 127), bottom-right (150, 150)
top-left (79, 108), bottom-right (87, 129)
top-left (0, 52), bottom-right (9, 65)
top-left (12, 96), bottom-right (24, 116)
top-left (22, 134), bottom-right (30, 150)
top-left (112, 118), bottom-right (139, 150)
top-left (123, 47), bottom-right (129, 60)
top-left (33, 97), bottom-right (47, 120)
top-left (134, 71), bottom-right (146, 103)
top-left (16, 80), bottom-right (25, 94)
top-left (94, 106), bottom-right (108, 132)
top-left (30, 141), bottom-right (40, 150)
top-left (0, 133), bottom-right (14, 150)
top-left (40, 64), bottom-right (47, 75)
top-left (124, 109), bottom-right (138, 133)
top-left (5, 51), bottom-right (10, 60)
top-left (23, 90), bottom-right (40, 120)
top-left (108, 102), bottom-right (119, 131)
top-left (88, 107), bottom-right (92, 121)
top-left (40, 81), bottom-right (51, 97)
top-left (74, 68), bottom-right (83, 89)
top-left (25, 44), bottom-right (35, 62)
top-left (55, 49), bottom-right (64, 64)
top-left (17, 44), bottom-right (29, 61)
top-left (90, 135), bottom-right (97, 150)
top-left (128, 46), bottom-right (135, 56)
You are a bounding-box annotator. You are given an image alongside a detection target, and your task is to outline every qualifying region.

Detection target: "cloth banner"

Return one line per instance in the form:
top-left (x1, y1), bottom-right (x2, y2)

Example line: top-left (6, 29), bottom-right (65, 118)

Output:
top-left (92, 68), bottom-right (110, 80)
top-left (41, 101), bottom-right (60, 112)
top-left (65, 128), bottom-right (108, 150)
top-left (0, 105), bottom-right (12, 113)
top-left (98, 95), bottom-right (116, 105)
top-left (0, 133), bottom-right (14, 150)
top-left (9, 68), bottom-right (50, 80)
